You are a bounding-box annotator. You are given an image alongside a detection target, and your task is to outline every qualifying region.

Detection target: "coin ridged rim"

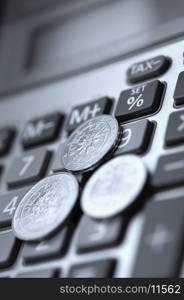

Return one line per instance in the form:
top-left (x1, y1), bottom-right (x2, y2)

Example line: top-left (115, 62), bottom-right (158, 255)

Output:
top-left (62, 115), bottom-right (120, 173)
top-left (12, 173), bottom-right (79, 241)
top-left (81, 155), bottom-right (147, 219)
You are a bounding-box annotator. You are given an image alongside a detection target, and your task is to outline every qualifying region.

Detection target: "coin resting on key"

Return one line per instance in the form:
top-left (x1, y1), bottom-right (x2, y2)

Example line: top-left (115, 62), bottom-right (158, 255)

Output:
top-left (61, 115), bottom-right (121, 173)
top-left (81, 155), bottom-right (147, 219)
top-left (12, 173), bottom-right (79, 241)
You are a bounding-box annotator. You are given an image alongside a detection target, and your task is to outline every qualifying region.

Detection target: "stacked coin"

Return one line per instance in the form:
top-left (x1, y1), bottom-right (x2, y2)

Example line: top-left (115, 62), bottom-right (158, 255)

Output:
top-left (13, 115), bottom-right (147, 241)
top-left (81, 155), bottom-right (147, 219)
top-left (13, 115), bottom-right (121, 241)
top-left (61, 115), bottom-right (121, 173)
top-left (13, 173), bottom-right (79, 241)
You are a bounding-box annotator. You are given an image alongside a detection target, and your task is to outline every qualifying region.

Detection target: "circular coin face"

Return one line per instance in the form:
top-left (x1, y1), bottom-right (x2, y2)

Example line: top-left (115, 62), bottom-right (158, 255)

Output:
top-left (12, 173), bottom-right (79, 241)
top-left (81, 155), bottom-right (147, 219)
top-left (62, 115), bottom-right (120, 172)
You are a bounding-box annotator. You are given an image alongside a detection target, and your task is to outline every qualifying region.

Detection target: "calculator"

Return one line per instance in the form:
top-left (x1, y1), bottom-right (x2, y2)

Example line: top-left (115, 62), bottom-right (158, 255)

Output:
top-left (0, 0), bottom-right (184, 278)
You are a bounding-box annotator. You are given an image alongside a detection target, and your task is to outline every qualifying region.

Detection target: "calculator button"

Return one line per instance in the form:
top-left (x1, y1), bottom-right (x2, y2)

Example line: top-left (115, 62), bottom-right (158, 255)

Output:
top-left (49, 143), bottom-right (65, 173)
top-left (174, 72), bottom-right (184, 106)
top-left (6, 149), bottom-right (50, 188)
top-left (132, 197), bottom-right (184, 277)
top-left (22, 113), bottom-right (64, 148)
top-left (152, 152), bottom-right (184, 188)
top-left (76, 215), bottom-right (124, 253)
top-left (0, 129), bottom-right (14, 156)
top-left (0, 188), bottom-right (30, 228)
top-left (68, 260), bottom-right (115, 278)
top-left (17, 269), bottom-right (57, 278)
top-left (66, 97), bottom-right (113, 132)
top-left (115, 120), bottom-right (154, 155)
top-left (165, 111), bottom-right (184, 146)
top-left (127, 55), bottom-right (171, 84)
top-left (0, 230), bottom-right (20, 268)
top-left (115, 80), bottom-right (164, 122)
top-left (22, 228), bottom-right (68, 263)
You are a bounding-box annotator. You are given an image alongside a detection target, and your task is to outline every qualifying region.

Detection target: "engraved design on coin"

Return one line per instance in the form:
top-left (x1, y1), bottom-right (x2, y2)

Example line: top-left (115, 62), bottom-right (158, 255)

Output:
top-left (62, 115), bottom-right (120, 172)
top-left (12, 173), bottom-right (79, 241)
top-left (81, 155), bottom-right (147, 219)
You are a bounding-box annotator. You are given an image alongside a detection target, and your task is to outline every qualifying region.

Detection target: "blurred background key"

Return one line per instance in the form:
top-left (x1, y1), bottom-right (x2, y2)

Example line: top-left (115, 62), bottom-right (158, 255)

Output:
top-left (76, 215), bottom-right (125, 253)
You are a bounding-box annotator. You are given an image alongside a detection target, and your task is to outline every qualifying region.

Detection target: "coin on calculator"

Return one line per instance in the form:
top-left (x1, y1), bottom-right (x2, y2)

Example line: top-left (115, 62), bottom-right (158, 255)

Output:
top-left (81, 155), bottom-right (147, 219)
top-left (62, 115), bottom-right (121, 173)
top-left (13, 173), bottom-right (79, 241)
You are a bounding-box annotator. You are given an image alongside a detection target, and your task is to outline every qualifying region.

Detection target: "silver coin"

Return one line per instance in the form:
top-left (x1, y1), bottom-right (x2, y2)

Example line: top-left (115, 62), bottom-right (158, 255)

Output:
top-left (62, 115), bottom-right (120, 172)
top-left (12, 173), bottom-right (79, 241)
top-left (81, 155), bottom-right (147, 219)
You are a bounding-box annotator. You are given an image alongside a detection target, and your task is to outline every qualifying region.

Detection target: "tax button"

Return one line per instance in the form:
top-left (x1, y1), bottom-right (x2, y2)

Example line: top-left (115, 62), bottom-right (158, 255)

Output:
top-left (127, 55), bottom-right (171, 83)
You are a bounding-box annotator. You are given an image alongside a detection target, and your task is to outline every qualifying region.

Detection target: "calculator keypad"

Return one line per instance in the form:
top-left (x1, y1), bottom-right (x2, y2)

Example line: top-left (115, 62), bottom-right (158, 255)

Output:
top-left (0, 40), bottom-right (184, 279)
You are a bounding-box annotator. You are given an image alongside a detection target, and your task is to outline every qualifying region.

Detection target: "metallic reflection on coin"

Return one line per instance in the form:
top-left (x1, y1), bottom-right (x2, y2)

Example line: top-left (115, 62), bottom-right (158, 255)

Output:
top-left (81, 155), bottom-right (147, 219)
top-left (13, 173), bottom-right (79, 241)
top-left (62, 115), bottom-right (120, 172)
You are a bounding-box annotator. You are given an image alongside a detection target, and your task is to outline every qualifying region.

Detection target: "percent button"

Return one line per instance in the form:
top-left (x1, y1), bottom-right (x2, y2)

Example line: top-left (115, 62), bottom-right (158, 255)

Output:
top-left (115, 80), bottom-right (164, 122)
top-left (127, 94), bottom-right (144, 110)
